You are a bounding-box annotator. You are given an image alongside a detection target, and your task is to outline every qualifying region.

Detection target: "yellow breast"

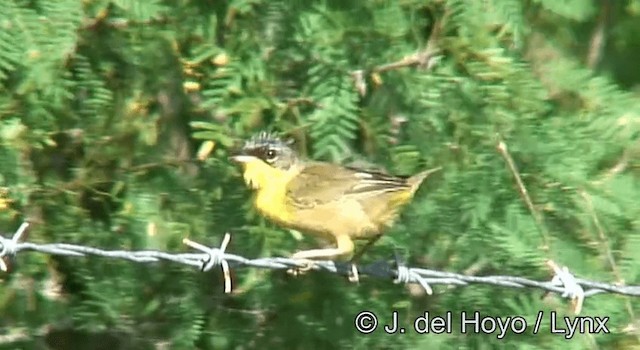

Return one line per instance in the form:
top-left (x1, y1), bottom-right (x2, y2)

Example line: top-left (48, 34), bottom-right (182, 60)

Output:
top-left (254, 181), bottom-right (291, 224)
top-left (240, 159), bottom-right (297, 225)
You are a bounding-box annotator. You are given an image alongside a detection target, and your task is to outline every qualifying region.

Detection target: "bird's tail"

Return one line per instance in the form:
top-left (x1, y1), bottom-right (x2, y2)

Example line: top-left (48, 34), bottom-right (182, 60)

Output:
top-left (407, 166), bottom-right (442, 194)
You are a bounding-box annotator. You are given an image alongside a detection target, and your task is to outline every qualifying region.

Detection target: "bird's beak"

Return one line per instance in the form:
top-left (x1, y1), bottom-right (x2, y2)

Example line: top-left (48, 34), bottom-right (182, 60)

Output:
top-left (229, 146), bottom-right (260, 163)
top-left (229, 154), bottom-right (258, 163)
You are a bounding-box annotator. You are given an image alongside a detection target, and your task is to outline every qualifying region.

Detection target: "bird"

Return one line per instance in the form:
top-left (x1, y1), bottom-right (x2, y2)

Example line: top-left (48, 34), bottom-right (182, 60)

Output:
top-left (230, 131), bottom-right (440, 278)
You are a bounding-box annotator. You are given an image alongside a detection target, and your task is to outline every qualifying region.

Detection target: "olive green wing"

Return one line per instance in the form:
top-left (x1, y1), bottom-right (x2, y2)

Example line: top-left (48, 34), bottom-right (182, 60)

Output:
top-left (285, 163), bottom-right (410, 208)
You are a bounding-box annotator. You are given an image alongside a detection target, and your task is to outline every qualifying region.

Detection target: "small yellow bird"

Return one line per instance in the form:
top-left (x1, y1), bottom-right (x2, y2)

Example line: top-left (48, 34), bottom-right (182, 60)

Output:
top-left (230, 131), bottom-right (440, 267)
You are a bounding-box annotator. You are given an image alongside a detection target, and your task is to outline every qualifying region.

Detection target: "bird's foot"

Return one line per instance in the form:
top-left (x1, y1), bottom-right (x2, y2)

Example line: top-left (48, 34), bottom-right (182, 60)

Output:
top-left (347, 263), bottom-right (360, 283)
top-left (287, 257), bottom-right (316, 276)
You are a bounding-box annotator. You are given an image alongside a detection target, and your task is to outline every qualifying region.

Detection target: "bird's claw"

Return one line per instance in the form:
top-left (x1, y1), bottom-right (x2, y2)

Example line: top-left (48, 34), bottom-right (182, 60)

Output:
top-left (287, 258), bottom-right (316, 276)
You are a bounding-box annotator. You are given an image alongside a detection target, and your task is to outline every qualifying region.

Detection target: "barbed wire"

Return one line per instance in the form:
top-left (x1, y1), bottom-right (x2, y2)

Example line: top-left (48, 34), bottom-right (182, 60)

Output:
top-left (2, 222), bottom-right (640, 314)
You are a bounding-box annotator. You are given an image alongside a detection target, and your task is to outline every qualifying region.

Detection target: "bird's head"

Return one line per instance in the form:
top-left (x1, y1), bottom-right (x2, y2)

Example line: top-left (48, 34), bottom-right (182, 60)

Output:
top-left (230, 131), bottom-right (299, 189)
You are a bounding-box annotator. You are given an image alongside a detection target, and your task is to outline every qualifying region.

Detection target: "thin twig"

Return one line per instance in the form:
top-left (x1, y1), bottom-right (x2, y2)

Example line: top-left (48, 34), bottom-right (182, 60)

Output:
top-left (593, 141), bottom-right (638, 185)
top-left (587, 0), bottom-right (612, 69)
top-left (374, 10), bottom-right (445, 73)
top-left (350, 13), bottom-right (445, 95)
top-left (580, 190), bottom-right (635, 319)
top-left (371, 47), bottom-right (441, 73)
top-left (496, 140), bottom-right (551, 250)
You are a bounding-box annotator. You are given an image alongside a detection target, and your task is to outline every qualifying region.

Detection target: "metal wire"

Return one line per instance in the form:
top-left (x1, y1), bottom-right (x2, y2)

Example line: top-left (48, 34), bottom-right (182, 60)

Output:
top-left (2, 222), bottom-right (640, 314)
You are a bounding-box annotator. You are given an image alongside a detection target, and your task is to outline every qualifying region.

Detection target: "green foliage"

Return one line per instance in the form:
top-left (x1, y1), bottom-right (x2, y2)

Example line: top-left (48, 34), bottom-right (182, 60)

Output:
top-left (1, 0), bottom-right (639, 349)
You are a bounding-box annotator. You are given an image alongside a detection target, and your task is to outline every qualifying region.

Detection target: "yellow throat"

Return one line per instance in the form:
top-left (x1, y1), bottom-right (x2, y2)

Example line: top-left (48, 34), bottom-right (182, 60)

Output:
top-left (235, 155), bottom-right (299, 224)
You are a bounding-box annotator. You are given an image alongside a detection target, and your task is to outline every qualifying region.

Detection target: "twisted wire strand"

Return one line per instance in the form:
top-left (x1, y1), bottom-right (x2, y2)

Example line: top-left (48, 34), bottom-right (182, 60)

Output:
top-left (2, 223), bottom-right (639, 314)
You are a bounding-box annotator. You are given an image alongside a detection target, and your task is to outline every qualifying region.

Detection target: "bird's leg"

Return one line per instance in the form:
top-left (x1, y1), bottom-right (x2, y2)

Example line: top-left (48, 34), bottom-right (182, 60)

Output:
top-left (292, 234), bottom-right (355, 260)
top-left (288, 235), bottom-right (355, 276)
top-left (351, 233), bottom-right (383, 264)
top-left (346, 234), bottom-right (384, 283)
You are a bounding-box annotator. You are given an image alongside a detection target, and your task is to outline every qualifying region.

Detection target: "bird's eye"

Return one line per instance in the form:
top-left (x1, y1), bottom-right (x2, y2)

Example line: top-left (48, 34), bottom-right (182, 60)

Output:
top-left (266, 148), bottom-right (277, 161)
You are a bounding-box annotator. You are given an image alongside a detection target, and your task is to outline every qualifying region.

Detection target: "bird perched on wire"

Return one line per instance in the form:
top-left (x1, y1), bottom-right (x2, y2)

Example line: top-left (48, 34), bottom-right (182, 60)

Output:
top-left (230, 131), bottom-right (440, 279)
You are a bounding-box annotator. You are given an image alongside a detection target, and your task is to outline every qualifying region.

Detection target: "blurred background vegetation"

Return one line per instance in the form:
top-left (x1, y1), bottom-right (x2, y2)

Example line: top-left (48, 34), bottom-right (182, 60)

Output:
top-left (1, 0), bottom-right (640, 349)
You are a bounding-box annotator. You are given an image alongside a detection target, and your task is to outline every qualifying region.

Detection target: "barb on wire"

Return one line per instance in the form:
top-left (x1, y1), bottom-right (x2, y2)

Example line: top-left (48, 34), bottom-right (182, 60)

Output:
top-left (2, 223), bottom-right (640, 314)
top-left (183, 234), bottom-right (232, 293)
